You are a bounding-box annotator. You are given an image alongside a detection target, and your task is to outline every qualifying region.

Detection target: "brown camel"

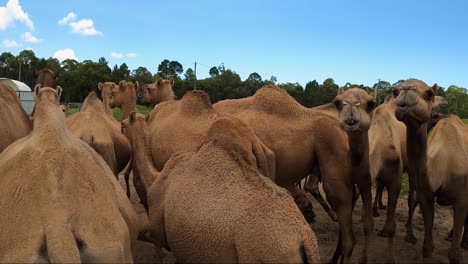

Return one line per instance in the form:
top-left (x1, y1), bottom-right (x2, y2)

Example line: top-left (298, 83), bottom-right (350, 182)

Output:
top-left (33, 68), bottom-right (59, 89)
top-left (127, 90), bottom-right (275, 210)
top-left (0, 84), bottom-right (32, 153)
top-left (0, 87), bottom-right (139, 263)
top-left (214, 85), bottom-right (375, 263)
top-left (369, 95), bottom-right (447, 249)
top-left (121, 112), bottom-right (320, 263)
top-left (141, 78), bottom-right (175, 105)
top-left (67, 91), bottom-right (132, 195)
top-left (109, 80), bottom-right (138, 121)
top-left (392, 78), bottom-right (465, 263)
top-left (98, 81), bottom-right (116, 116)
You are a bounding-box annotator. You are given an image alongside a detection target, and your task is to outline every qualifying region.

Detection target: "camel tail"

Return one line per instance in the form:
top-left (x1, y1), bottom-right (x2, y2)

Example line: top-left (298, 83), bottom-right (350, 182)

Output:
top-left (45, 225), bottom-right (81, 263)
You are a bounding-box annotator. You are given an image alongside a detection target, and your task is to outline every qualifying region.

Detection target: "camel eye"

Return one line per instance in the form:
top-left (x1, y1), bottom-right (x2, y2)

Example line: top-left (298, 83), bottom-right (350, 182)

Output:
top-left (392, 89), bottom-right (399, 97)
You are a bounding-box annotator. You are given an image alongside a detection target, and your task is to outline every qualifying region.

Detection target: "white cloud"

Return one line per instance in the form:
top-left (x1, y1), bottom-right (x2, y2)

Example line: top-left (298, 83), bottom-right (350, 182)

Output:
top-left (111, 52), bottom-right (123, 59)
top-left (0, 0), bottom-right (34, 31)
top-left (3, 39), bottom-right (19, 47)
top-left (58, 12), bottom-right (77, 25)
top-left (69, 18), bottom-right (101, 36)
top-left (112, 52), bottom-right (137, 59)
top-left (22, 31), bottom-right (42, 43)
top-left (53, 48), bottom-right (77, 62)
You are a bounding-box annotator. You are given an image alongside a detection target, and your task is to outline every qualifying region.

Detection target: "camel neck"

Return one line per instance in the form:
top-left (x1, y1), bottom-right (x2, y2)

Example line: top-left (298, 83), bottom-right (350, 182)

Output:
top-left (405, 122), bottom-right (429, 191)
top-left (347, 131), bottom-right (370, 168)
top-left (120, 101), bottom-right (136, 121)
top-left (130, 124), bottom-right (159, 193)
top-left (33, 103), bottom-right (68, 137)
top-left (102, 96), bottom-right (113, 116)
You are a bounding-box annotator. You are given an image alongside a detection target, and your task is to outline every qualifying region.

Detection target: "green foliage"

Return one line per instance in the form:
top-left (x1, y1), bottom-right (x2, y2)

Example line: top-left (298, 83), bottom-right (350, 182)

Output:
top-left (2, 49), bottom-right (468, 119)
top-left (463, 119), bottom-right (468, 124)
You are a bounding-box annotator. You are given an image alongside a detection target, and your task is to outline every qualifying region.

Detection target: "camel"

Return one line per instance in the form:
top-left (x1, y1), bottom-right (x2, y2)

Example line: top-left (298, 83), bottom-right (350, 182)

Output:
top-left (33, 68), bottom-right (58, 89)
top-left (127, 90), bottom-right (275, 210)
top-left (0, 87), bottom-right (139, 263)
top-left (121, 112), bottom-right (320, 263)
top-left (109, 80), bottom-right (138, 121)
top-left (141, 78), bottom-right (175, 105)
top-left (392, 78), bottom-right (466, 263)
top-left (98, 81), bottom-right (116, 116)
top-left (214, 85), bottom-right (376, 263)
top-left (0, 84), bottom-right (32, 153)
top-left (31, 68), bottom-right (61, 117)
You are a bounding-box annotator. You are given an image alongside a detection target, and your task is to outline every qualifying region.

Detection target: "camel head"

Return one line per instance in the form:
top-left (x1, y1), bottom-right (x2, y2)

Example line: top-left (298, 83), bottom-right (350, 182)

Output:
top-left (33, 83), bottom-right (61, 105)
top-left (33, 68), bottom-right (58, 88)
top-left (121, 111), bottom-right (149, 144)
top-left (333, 88), bottom-right (376, 132)
top-left (110, 80), bottom-right (138, 108)
top-left (142, 78), bottom-right (175, 104)
top-left (98, 81), bottom-right (117, 102)
top-left (392, 79), bottom-right (443, 124)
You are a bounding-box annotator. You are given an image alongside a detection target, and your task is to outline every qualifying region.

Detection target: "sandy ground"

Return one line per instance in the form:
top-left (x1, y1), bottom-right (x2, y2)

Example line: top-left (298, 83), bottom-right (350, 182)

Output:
top-left (118, 174), bottom-right (467, 263)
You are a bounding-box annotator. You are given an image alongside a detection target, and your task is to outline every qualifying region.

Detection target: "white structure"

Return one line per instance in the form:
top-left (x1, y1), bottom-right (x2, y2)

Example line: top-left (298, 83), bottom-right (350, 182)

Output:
top-left (0, 78), bottom-right (35, 115)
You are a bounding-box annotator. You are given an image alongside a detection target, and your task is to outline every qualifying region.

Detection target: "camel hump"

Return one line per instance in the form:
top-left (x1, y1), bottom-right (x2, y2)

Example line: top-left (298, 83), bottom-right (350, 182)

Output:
top-left (179, 90), bottom-right (213, 114)
top-left (81, 91), bottom-right (106, 112)
top-left (0, 83), bottom-right (22, 105)
top-left (252, 85), bottom-right (304, 116)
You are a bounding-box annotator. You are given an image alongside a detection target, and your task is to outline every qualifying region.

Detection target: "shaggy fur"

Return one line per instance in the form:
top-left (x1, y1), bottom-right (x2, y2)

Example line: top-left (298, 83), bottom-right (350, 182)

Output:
top-left (214, 85), bottom-right (364, 263)
top-left (0, 84), bottom-right (32, 153)
top-left (0, 88), bottom-right (138, 263)
top-left (122, 112), bottom-right (320, 263)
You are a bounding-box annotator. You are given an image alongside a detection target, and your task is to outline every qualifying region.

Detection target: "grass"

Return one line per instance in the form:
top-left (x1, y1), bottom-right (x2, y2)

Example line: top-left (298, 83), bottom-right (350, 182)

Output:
top-left (401, 173), bottom-right (409, 196)
top-left (463, 119), bottom-right (468, 124)
top-left (67, 104), bottom-right (153, 121)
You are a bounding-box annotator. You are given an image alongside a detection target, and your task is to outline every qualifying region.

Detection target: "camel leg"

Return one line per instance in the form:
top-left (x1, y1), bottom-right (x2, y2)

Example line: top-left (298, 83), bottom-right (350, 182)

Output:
top-left (462, 216), bottom-right (468, 250)
top-left (335, 206), bottom-right (355, 264)
top-left (356, 175), bottom-right (373, 264)
top-left (377, 177), bottom-right (400, 263)
top-left (377, 183), bottom-right (386, 210)
top-left (448, 206), bottom-right (467, 264)
top-left (405, 183), bottom-right (418, 243)
top-left (122, 160), bottom-right (133, 198)
top-left (287, 185), bottom-right (316, 223)
top-left (304, 174), bottom-right (337, 221)
top-left (373, 179), bottom-right (384, 217)
top-left (418, 192), bottom-right (435, 258)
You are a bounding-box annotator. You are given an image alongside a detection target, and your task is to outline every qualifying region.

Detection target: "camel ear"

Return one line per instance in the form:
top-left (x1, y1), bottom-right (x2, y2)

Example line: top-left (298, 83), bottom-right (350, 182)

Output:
top-left (98, 82), bottom-right (103, 90)
top-left (170, 78), bottom-right (175, 86)
top-left (156, 78), bottom-right (163, 87)
top-left (119, 80), bottom-right (126, 90)
top-left (33, 68), bottom-right (38, 78)
top-left (369, 88), bottom-right (377, 100)
top-left (135, 81), bottom-right (139, 92)
top-left (338, 87), bottom-right (345, 95)
top-left (145, 113), bottom-right (150, 122)
top-left (433, 96), bottom-right (448, 110)
top-left (57, 86), bottom-right (63, 100)
top-left (129, 111), bottom-right (137, 124)
top-left (252, 143), bottom-right (276, 181)
top-left (33, 84), bottom-right (41, 100)
top-left (432, 83), bottom-right (438, 94)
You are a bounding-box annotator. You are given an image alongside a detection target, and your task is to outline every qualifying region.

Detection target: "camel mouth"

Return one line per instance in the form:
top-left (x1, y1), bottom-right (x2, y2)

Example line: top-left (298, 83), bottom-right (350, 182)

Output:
top-left (342, 122), bottom-right (360, 132)
top-left (396, 104), bottom-right (413, 114)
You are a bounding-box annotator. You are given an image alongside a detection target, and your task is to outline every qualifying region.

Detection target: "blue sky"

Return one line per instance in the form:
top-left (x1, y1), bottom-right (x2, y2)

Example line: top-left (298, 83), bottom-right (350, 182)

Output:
top-left (1, 0), bottom-right (467, 88)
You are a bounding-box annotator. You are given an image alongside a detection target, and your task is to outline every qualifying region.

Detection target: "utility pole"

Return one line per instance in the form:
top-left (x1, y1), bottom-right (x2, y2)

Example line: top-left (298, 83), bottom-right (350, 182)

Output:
top-left (18, 61), bottom-right (21, 81)
top-left (194, 62), bottom-right (197, 90)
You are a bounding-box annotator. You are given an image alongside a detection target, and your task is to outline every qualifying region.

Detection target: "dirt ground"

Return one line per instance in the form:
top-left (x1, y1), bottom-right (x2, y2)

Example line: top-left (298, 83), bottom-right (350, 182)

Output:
top-left (118, 175), bottom-right (467, 263)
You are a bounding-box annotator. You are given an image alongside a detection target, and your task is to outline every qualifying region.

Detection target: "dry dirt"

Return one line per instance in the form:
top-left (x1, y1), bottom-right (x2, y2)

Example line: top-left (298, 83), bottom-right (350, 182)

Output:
top-left (119, 174), bottom-right (468, 263)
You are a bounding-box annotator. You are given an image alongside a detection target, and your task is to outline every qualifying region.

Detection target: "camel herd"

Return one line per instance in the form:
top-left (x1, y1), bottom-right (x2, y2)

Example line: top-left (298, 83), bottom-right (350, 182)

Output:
top-left (0, 69), bottom-right (466, 263)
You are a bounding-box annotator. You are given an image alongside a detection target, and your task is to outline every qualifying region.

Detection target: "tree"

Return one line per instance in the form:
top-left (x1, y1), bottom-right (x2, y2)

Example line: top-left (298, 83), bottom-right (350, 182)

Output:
top-left (98, 57), bottom-right (109, 65)
top-left (209, 66), bottom-right (219, 78)
top-left (270, 75), bottom-right (277, 84)
top-left (247, 72), bottom-right (262, 82)
top-left (112, 63), bottom-right (130, 82)
top-left (184, 68), bottom-right (196, 82)
top-left (157, 59), bottom-right (183, 79)
top-left (131, 66), bottom-right (153, 85)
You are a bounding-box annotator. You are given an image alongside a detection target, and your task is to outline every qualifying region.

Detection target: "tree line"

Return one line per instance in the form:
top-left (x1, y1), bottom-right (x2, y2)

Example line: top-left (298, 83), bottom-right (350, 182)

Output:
top-left (1, 49), bottom-right (467, 118)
